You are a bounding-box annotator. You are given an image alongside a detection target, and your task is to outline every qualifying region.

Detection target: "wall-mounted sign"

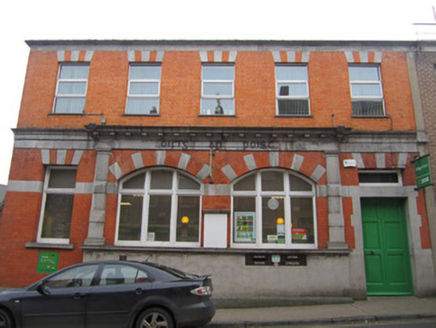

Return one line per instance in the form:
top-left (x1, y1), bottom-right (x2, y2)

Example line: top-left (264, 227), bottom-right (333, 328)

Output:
top-left (412, 155), bottom-right (432, 189)
top-left (246, 254), bottom-right (307, 266)
top-left (245, 254), bottom-right (272, 266)
top-left (343, 159), bottom-right (357, 168)
top-left (37, 251), bottom-right (59, 274)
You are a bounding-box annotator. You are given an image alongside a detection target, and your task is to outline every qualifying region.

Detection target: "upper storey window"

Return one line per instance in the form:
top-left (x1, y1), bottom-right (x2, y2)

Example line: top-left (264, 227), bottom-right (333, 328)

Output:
top-left (275, 66), bottom-right (310, 116)
top-left (349, 66), bottom-right (384, 116)
top-left (126, 65), bottom-right (161, 115)
top-left (54, 64), bottom-right (89, 114)
top-left (201, 65), bottom-right (235, 115)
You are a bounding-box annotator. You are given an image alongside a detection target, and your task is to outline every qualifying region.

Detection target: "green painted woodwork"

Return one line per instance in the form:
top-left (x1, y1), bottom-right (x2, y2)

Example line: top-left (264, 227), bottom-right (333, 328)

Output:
top-left (361, 198), bottom-right (413, 295)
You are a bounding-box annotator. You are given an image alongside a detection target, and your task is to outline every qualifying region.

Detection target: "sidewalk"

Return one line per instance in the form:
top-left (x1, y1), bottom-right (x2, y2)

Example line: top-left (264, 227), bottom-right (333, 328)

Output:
top-left (208, 296), bottom-right (436, 327)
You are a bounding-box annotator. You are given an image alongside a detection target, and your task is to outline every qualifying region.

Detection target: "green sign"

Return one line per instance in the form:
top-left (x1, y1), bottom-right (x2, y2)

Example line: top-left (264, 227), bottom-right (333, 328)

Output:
top-left (414, 155), bottom-right (432, 189)
top-left (37, 251), bottom-right (59, 274)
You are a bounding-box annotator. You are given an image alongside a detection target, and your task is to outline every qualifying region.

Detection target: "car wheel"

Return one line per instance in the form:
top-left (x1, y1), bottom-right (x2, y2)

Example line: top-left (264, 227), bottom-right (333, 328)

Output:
top-left (136, 308), bottom-right (174, 328)
top-left (0, 308), bottom-right (14, 328)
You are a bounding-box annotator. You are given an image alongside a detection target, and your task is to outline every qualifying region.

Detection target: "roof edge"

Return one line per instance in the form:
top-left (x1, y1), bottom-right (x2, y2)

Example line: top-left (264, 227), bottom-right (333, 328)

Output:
top-left (24, 39), bottom-right (423, 49)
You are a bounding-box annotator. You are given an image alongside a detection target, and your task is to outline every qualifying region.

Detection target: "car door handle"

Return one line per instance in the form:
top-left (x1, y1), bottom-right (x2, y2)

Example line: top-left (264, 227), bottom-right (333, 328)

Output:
top-left (73, 293), bottom-right (87, 300)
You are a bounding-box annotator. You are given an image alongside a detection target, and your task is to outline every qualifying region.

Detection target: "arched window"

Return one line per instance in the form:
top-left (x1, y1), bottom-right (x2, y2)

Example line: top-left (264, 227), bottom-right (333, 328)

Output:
top-left (232, 170), bottom-right (317, 249)
top-left (116, 168), bottom-right (202, 247)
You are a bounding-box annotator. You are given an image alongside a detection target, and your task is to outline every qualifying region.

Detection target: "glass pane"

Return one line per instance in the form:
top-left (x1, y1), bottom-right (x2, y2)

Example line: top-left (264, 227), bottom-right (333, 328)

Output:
top-left (278, 99), bottom-right (309, 115)
top-left (201, 98), bottom-right (234, 115)
top-left (54, 97), bottom-right (85, 114)
top-left (358, 172), bottom-right (399, 183)
top-left (276, 66), bottom-right (308, 80)
top-left (126, 98), bottom-right (159, 115)
top-left (261, 171), bottom-right (284, 191)
top-left (118, 195), bottom-right (143, 241)
top-left (277, 83), bottom-right (307, 96)
top-left (58, 82), bottom-right (87, 95)
top-left (41, 194), bottom-right (74, 239)
top-left (178, 175), bottom-right (200, 190)
top-left (130, 66), bottom-right (161, 80)
top-left (129, 82), bottom-right (159, 95)
top-left (45, 265), bottom-right (98, 289)
top-left (233, 197), bottom-right (256, 243)
top-left (100, 264), bottom-right (142, 285)
top-left (291, 198), bottom-right (314, 244)
top-left (150, 171), bottom-right (173, 189)
top-left (262, 197), bottom-right (285, 244)
top-left (203, 66), bottom-right (234, 80)
top-left (203, 82), bottom-right (233, 96)
top-left (289, 175), bottom-right (312, 191)
top-left (352, 101), bottom-right (384, 116)
top-left (123, 173), bottom-right (146, 189)
top-left (147, 195), bottom-right (171, 241)
top-left (349, 66), bottom-right (380, 81)
top-left (234, 175), bottom-right (255, 191)
top-left (48, 169), bottom-right (77, 189)
top-left (176, 196), bottom-right (200, 242)
top-left (351, 84), bottom-right (382, 97)
top-left (60, 65), bottom-right (89, 79)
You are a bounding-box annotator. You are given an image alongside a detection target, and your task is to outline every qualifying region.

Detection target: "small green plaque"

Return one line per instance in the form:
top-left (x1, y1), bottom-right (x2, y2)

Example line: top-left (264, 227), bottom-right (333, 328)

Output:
top-left (37, 251), bottom-right (59, 274)
top-left (414, 156), bottom-right (432, 189)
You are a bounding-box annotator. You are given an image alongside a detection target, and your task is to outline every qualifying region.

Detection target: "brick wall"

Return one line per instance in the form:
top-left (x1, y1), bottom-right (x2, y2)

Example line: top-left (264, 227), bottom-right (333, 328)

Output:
top-left (415, 52), bottom-right (436, 200)
top-left (17, 49), bottom-right (416, 131)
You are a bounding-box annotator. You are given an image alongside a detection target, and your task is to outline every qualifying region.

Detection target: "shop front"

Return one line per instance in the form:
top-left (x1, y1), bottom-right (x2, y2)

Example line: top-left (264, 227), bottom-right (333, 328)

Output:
top-left (72, 125), bottom-right (434, 299)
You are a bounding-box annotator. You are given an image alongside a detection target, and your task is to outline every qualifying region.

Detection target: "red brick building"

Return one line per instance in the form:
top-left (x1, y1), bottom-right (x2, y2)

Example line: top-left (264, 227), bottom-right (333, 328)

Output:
top-left (0, 40), bottom-right (435, 299)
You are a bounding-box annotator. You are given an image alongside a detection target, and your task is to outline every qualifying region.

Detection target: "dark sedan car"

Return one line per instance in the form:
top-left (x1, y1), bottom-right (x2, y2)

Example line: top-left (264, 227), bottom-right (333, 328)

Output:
top-left (0, 261), bottom-right (215, 328)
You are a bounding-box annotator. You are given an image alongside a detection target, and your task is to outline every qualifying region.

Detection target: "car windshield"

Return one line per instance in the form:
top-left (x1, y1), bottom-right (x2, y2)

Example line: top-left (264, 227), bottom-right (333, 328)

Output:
top-left (144, 262), bottom-right (201, 279)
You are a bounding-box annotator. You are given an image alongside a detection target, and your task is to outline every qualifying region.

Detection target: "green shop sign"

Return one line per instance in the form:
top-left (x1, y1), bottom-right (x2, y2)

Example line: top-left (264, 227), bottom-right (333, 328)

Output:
top-left (413, 155), bottom-right (432, 189)
top-left (37, 251), bottom-right (59, 274)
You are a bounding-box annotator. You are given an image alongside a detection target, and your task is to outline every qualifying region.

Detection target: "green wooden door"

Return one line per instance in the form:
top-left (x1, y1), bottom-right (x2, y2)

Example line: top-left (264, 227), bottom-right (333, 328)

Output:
top-left (361, 198), bottom-right (413, 295)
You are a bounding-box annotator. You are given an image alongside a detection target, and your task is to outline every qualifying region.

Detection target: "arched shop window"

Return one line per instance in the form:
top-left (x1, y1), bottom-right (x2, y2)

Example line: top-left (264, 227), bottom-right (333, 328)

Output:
top-left (116, 168), bottom-right (202, 247)
top-left (232, 170), bottom-right (317, 249)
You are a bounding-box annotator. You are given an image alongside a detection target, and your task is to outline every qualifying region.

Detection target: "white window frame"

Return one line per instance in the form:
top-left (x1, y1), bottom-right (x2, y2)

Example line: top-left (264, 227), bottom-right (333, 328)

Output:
top-left (275, 65), bottom-right (310, 116)
top-left (37, 167), bottom-right (77, 245)
top-left (201, 65), bottom-right (235, 115)
top-left (231, 170), bottom-right (317, 250)
top-left (349, 65), bottom-right (385, 116)
top-left (126, 64), bottom-right (161, 115)
top-left (115, 168), bottom-right (203, 248)
top-left (53, 63), bottom-right (89, 114)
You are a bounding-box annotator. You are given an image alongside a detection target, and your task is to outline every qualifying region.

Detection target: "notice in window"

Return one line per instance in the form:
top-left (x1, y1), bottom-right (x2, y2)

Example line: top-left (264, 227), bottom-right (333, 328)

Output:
top-left (292, 228), bottom-right (307, 242)
top-left (234, 212), bottom-right (255, 243)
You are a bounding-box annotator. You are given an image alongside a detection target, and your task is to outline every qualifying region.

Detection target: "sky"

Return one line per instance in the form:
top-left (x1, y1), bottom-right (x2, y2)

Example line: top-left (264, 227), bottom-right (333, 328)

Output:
top-left (0, 0), bottom-right (435, 185)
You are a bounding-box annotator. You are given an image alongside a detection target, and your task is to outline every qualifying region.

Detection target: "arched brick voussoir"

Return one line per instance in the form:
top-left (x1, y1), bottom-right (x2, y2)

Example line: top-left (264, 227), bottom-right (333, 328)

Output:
top-left (108, 150), bottom-right (212, 183)
top-left (278, 152), bottom-right (327, 184)
top-left (220, 151), bottom-right (300, 183)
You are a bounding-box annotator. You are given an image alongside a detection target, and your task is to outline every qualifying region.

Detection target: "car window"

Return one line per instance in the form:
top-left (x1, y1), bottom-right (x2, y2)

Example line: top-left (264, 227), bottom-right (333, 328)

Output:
top-left (99, 264), bottom-right (149, 285)
top-left (44, 265), bottom-right (99, 289)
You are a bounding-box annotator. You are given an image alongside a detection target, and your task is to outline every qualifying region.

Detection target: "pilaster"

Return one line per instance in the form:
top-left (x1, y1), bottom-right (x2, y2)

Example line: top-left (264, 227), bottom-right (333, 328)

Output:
top-left (85, 144), bottom-right (112, 245)
top-left (325, 151), bottom-right (348, 249)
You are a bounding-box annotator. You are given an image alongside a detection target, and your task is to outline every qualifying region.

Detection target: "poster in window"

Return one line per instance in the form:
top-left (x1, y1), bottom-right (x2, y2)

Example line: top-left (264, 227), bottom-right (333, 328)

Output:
top-left (292, 228), bottom-right (307, 241)
top-left (234, 212), bottom-right (256, 243)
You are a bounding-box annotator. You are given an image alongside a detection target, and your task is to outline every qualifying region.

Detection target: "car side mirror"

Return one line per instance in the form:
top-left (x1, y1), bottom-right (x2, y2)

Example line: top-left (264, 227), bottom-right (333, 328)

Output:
top-left (36, 283), bottom-right (51, 296)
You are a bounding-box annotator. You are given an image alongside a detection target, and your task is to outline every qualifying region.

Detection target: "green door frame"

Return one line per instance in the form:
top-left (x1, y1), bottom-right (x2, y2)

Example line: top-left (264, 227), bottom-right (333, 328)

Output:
top-left (361, 198), bottom-right (413, 295)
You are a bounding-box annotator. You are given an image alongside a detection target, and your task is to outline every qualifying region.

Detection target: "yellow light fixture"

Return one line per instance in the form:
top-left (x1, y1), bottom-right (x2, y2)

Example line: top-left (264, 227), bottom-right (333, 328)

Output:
top-left (276, 217), bottom-right (284, 225)
top-left (181, 216), bottom-right (190, 224)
